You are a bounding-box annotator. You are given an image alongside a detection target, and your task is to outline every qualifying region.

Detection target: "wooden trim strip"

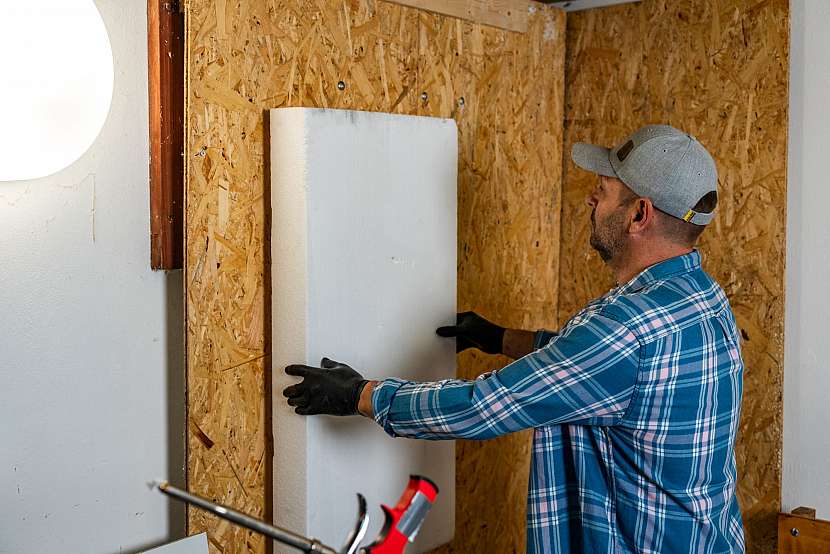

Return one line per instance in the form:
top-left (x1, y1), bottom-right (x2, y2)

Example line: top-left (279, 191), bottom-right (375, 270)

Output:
top-left (382, 0), bottom-right (530, 32)
top-left (778, 512), bottom-right (830, 553)
top-left (148, 0), bottom-right (185, 270)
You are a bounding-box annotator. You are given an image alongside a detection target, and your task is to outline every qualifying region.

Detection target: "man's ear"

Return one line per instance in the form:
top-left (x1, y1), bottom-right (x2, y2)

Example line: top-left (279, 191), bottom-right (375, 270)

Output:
top-left (628, 198), bottom-right (654, 234)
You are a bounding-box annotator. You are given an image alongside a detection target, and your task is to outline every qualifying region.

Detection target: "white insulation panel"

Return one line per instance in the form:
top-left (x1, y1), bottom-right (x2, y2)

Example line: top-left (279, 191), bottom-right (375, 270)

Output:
top-left (143, 534), bottom-right (208, 554)
top-left (270, 108), bottom-right (457, 552)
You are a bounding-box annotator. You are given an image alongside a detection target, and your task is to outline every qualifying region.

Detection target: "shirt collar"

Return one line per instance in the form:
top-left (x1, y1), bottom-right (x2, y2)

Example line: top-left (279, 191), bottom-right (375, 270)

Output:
top-left (619, 249), bottom-right (701, 293)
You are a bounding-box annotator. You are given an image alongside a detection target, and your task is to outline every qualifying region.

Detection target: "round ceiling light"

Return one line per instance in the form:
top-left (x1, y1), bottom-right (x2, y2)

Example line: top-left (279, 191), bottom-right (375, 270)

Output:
top-left (0, 1), bottom-right (114, 181)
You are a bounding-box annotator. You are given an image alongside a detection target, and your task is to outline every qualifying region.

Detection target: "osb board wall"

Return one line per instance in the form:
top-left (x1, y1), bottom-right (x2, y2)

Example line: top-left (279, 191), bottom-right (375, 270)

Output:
top-left (560, 1), bottom-right (788, 552)
top-left (183, 1), bottom-right (566, 552)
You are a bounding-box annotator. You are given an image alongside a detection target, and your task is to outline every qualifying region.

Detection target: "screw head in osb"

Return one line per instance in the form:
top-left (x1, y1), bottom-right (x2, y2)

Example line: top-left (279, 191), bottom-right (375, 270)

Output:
top-left (791, 527), bottom-right (799, 537)
top-left (458, 96), bottom-right (465, 107)
top-left (196, 146), bottom-right (207, 158)
top-left (337, 81), bottom-right (346, 91)
top-left (421, 92), bottom-right (428, 102)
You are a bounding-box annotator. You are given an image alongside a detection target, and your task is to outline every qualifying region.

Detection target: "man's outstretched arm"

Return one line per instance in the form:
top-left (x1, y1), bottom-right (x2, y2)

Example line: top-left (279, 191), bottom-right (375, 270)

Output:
top-left (436, 311), bottom-right (557, 360)
top-left (284, 313), bottom-right (640, 441)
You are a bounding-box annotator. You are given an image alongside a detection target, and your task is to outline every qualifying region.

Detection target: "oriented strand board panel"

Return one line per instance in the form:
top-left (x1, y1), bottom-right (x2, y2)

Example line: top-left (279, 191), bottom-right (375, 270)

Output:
top-left (270, 107), bottom-right (457, 552)
top-left (560, 1), bottom-right (788, 552)
top-left (184, 0), bottom-right (565, 551)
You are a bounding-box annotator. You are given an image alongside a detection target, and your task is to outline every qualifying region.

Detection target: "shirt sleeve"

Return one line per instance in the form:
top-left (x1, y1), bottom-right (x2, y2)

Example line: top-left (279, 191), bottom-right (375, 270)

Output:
top-left (372, 313), bottom-right (640, 440)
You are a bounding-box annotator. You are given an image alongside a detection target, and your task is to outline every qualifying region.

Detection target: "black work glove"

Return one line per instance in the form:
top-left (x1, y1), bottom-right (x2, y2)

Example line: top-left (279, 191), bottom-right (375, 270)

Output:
top-left (435, 311), bottom-right (505, 354)
top-left (283, 357), bottom-right (368, 416)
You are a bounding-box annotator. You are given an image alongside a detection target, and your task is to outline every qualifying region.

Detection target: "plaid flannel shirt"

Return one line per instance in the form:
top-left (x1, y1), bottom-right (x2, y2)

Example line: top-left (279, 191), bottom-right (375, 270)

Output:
top-left (372, 250), bottom-right (745, 553)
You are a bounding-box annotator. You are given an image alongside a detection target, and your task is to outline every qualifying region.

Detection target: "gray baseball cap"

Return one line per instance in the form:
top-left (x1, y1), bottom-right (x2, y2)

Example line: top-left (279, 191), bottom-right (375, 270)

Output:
top-left (572, 125), bottom-right (718, 225)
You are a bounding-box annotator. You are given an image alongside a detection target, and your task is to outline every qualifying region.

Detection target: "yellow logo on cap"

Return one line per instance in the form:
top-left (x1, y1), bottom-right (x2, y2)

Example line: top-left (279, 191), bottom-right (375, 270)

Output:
top-left (682, 210), bottom-right (695, 222)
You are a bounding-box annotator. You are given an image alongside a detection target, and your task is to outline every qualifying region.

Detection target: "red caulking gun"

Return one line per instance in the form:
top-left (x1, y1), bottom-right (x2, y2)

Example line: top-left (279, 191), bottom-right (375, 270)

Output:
top-left (153, 475), bottom-right (439, 554)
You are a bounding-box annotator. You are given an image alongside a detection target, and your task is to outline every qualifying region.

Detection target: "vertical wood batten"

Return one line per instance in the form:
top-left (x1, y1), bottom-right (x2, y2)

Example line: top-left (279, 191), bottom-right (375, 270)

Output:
top-left (149, 0), bottom-right (185, 270)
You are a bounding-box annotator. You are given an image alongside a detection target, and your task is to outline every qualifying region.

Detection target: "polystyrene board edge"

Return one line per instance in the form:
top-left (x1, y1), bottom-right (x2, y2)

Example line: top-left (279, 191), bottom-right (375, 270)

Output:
top-left (271, 107), bottom-right (311, 541)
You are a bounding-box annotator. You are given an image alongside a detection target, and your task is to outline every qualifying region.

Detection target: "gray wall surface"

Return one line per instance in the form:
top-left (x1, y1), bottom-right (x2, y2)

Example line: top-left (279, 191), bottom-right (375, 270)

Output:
top-left (0, 2), bottom-right (186, 552)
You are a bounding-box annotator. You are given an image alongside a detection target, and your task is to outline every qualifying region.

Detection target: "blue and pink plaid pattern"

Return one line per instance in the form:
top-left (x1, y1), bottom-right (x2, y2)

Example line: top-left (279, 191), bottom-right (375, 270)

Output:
top-left (372, 250), bottom-right (745, 553)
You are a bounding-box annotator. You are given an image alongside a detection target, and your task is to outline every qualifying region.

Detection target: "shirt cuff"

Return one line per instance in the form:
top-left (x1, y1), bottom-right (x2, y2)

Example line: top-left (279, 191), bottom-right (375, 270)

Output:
top-left (371, 377), bottom-right (410, 437)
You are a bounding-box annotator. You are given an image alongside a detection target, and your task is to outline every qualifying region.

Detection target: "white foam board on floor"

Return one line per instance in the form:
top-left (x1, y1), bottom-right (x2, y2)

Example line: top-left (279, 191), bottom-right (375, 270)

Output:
top-left (270, 107), bottom-right (457, 553)
top-left (141, 533), bottom-right (208, 553)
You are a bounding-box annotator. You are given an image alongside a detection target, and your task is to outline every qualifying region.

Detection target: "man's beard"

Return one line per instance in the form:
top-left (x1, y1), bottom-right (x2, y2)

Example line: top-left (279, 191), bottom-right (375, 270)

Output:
top-left (590, 208), bottom-right (626, 263)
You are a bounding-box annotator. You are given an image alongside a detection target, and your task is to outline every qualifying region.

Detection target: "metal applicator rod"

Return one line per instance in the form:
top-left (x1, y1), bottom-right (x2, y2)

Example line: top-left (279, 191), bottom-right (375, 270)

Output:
top-left (152, 480), bottom-right (336, 554)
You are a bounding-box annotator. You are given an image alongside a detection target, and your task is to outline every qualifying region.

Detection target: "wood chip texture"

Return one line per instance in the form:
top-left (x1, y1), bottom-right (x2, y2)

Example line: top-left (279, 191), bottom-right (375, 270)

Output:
top-left (184, 1), bottom-right (565, 552)
top-left (560, 1), bottom-right (789, 552)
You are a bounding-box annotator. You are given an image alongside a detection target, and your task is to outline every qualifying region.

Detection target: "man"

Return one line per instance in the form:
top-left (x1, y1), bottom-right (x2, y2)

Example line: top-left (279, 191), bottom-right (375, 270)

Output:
top-left (283, 125), bottom-right (745, 553)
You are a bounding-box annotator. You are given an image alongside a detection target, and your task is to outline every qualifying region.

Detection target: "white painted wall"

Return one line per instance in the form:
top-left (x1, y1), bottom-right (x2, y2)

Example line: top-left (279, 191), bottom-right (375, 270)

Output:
top-left (271, 108), bottom-right (457, 552)
top-left (0, 2), bottom-right (186, 553)
top-left (782, 0), bottom-right (830, 519)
